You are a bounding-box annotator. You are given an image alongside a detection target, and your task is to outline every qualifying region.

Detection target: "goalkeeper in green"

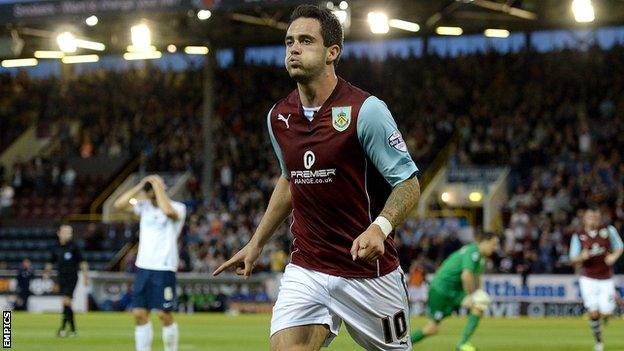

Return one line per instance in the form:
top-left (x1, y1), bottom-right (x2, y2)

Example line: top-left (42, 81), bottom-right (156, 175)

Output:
top-left (411, 231), bottom-right (499, 351)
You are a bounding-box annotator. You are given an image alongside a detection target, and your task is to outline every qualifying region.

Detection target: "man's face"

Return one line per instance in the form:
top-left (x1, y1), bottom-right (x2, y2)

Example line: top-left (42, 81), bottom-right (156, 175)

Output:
top-left (480, 237), bottom-right (499, 257)
top-left (58, 225), bottom-right (73, 243)
top-left (146, 189), bottom-right (156, 201)
top-left (285, 18), bottom-right (328, 83)
top-left (583, 209), bottom-right (601, 229)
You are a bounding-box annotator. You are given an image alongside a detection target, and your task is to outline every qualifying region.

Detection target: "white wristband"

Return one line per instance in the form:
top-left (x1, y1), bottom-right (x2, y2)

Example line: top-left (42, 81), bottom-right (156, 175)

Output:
top-left (373, 216), bottom-right (393, 237)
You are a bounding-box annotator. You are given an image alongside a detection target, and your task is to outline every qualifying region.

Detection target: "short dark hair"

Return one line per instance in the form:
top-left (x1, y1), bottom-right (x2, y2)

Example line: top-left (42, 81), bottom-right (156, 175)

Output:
top-left (475, 231), bottom-right (499, 242)
top-left (289, 4), bottom-right (344, 65)
top-left (143, 182), bottom-right (153, 193)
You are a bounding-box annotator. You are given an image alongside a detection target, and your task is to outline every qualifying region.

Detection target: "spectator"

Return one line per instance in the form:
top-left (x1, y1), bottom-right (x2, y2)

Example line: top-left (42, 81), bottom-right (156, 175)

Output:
top-left (61, 165), bottom-right (77, 189)
top-left (0, 180), bottom-right (14, 218)
top-left (2, 44), bottom-right (624, 276)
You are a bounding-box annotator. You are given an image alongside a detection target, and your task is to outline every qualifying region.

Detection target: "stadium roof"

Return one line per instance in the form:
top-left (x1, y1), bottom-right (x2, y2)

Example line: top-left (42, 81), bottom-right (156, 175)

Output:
top-left (1, 0), bottom-right (624, 59)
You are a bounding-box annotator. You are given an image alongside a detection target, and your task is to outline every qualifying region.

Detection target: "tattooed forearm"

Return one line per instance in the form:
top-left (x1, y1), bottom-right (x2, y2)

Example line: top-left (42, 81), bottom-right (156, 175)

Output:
top-left (379, 177), bottom-right (421, 228)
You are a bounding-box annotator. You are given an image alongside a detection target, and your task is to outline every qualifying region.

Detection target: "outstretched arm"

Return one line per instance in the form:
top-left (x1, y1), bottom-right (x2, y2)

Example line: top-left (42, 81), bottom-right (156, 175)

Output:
top-left (213, 176), bottom-right (292, 276)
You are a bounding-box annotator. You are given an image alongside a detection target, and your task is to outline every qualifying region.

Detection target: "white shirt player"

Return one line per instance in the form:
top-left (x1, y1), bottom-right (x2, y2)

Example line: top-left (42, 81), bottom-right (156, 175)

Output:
top-left (133, 199), bottom-right (186, 272)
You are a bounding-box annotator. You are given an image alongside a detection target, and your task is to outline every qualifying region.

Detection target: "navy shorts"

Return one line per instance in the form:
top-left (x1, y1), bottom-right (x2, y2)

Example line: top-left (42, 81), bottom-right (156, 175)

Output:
top-left (59, 274), bottom-right (78, 298)
top-left (133, 268), bottom-right (177, 311)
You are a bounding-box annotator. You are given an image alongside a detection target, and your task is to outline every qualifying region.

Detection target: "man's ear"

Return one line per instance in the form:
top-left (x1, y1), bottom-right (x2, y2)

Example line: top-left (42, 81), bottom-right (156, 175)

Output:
top-left (326, 44), bottom-right (341, 65)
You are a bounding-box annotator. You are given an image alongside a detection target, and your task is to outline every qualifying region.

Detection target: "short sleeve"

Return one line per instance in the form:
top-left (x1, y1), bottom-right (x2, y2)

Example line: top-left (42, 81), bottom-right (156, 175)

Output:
top-left (173, 202), bottom-right (187, 222)
top-left (267, 105), bottom-right (289, 179)
top-left (608, 226), bottom-right (623, 250)
top-left (133, 199), bottom-right (150, 216)
top-left (357, 96), bottom-right (418, 187)
top-left (569, 234), bottom-right (581, 258)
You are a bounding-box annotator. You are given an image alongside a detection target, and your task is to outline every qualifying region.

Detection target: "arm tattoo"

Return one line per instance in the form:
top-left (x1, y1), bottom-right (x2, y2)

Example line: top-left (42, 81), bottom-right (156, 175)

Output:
top-left (379, 177), bottom-right (421, 228)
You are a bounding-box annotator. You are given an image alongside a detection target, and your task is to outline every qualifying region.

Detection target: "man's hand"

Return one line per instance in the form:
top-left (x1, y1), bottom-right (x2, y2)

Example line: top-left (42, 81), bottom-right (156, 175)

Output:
top-left (155, 176), bottom-right (166, 189)
top-left (461, 294), bottom-right (473, 309)
top-left (145, 175), bottom-right (165, 188)
top-left (470, 289), bottom-right (491, 311)
top-left (351, 224), bottom-right (386, 262)
top-left (605, 253), bottom-right (619, 266)
top-left (213, 242), bottom-right (264, 278)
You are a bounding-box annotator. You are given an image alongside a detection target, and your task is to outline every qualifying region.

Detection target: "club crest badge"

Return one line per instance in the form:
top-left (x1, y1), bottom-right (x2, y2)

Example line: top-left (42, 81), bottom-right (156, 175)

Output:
top-left (332, 106), bottom-right (352, 132)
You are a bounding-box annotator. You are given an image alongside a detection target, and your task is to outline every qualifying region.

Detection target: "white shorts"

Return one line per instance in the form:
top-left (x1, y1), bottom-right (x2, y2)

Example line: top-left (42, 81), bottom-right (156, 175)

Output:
top-left (579, 276), bottom-right (616, 315)
top-left (271, 264), bottom-right (411, 350)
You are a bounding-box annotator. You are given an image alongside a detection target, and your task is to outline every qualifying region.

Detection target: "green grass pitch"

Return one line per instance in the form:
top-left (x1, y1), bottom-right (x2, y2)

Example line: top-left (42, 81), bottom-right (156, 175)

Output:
top-left (9, 312), bottom-right (624, 350)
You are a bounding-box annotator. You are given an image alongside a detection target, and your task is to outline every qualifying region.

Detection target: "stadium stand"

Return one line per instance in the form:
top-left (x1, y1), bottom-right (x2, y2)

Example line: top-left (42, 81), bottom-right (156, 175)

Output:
top-left (1, 45), bottom-right (623, 277)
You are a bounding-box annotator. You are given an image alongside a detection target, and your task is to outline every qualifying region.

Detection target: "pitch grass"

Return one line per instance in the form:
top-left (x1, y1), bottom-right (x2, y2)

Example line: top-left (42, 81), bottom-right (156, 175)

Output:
top-left (9, 312), bottom-right (624, 350)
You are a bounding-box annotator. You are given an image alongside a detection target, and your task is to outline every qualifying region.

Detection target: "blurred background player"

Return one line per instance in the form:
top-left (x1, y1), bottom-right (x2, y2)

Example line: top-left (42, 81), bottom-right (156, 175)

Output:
top-left (407, 255), bottom-right (429, 316)
top-left (45, 224), bottom-right (89, 337)
top-left (410, 231), bottom-right (499, 351)
top-left (16, 258), bottom-right (33, 311)
top-left (569, 207), bottom-right (623, 351)
top-left (114, 175), bottom-right (187, 351)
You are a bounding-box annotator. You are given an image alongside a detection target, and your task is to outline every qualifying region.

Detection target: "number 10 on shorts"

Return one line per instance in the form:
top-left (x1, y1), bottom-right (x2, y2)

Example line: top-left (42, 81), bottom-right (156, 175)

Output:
top-left (381, 310), bottom-right (407, 343)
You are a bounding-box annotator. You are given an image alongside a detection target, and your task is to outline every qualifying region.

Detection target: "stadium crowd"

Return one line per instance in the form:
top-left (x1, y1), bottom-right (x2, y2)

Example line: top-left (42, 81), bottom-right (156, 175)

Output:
top-left (182, 46), bottom-right (624, 277)
top-left (0, 66), bottom-right (206, 218)
top-left (1, 44), bottom-right (623, 278)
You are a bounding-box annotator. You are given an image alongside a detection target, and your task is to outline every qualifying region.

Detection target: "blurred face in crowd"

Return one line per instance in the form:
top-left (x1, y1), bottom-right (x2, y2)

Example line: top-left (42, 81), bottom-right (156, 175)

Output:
top-left (583, 209), bottom-right (601, 230)
top-left (285, 18), bottom-right (337, 83)
top-left (479, 236), bottom-right (499, 257)
top-left (57, 224), bottom-right (73, 244)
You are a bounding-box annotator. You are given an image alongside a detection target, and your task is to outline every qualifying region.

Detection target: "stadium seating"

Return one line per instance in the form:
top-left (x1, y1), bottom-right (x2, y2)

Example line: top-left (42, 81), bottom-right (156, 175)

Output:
top-left (0, 226), bottom-right (115, 270)
top-left (1, 46), bottom-right (623, 276)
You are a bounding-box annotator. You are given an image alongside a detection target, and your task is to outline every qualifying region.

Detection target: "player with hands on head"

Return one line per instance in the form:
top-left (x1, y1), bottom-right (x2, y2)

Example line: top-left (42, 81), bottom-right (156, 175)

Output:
top-left (114, 174), bottom-right (187, 351)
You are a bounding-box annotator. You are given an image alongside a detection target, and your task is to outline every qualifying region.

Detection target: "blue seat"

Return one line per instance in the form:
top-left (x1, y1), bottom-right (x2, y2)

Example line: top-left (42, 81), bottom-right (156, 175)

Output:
top-left (31, 228), bottom-right (44, 237)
